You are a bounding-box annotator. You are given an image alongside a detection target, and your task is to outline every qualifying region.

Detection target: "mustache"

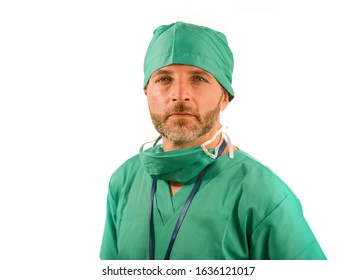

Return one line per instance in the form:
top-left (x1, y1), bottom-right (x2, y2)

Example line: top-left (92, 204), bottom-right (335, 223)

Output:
top-left (164, 102), bottom-right (201, 122)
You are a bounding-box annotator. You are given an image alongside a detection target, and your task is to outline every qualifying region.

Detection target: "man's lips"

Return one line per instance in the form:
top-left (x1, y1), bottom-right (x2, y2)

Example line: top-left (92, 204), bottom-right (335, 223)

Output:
top-left (170, 113), bottom-right (193, 116)
top-left (168, 112), bottom-right (195, 118)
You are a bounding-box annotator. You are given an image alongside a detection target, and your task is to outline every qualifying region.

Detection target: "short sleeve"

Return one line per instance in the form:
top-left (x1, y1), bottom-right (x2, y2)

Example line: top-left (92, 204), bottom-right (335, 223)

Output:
top-left (250, 193), bottom-right (326, 260)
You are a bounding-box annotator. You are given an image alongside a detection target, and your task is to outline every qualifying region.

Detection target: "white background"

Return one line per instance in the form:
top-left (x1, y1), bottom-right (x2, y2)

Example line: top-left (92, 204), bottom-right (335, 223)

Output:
top-left (1, 0), bottom-right (355, 279)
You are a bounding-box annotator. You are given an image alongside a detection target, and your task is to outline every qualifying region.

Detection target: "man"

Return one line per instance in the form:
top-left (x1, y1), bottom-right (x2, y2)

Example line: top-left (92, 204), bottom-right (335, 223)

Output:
top-left (100, 21), bottom-right (326, 260)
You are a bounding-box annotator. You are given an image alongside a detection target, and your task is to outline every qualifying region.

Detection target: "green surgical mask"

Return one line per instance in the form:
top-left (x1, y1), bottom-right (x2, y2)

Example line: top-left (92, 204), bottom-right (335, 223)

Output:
top-left (139, 144), bottom-right (215, 184)
top-left (139, 127), bottom-right (234, 184)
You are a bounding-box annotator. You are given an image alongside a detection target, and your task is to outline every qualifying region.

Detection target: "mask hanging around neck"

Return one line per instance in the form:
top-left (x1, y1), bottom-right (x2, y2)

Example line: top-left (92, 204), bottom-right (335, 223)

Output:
top-left (139, 126), bottom-right (234, 184)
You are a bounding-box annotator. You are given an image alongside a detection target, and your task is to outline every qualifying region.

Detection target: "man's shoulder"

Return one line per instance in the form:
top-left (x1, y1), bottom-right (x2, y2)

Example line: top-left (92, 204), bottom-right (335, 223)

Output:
top-left (109, 153), bottom-right (143, 185)
top-left (113, 153), bottom-right (142, 173)
top-left (228, 149), bottom-right (292, 195)
top-left (228, 149), bottom-right (275, 174)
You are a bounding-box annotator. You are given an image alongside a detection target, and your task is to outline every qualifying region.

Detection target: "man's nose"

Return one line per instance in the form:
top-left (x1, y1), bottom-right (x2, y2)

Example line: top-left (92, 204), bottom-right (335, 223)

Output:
top-left (170, 80), bottom-right (190, 102)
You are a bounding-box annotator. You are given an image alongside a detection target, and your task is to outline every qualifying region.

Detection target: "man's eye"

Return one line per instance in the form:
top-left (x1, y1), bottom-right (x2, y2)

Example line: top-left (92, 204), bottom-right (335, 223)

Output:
top-left (156, 77), bottom-right (171, 83)
top-left (193, 76), bottom-right (207, 82)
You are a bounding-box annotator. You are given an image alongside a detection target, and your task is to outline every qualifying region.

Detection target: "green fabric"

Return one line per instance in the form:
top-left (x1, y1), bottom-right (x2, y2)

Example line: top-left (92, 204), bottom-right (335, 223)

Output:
top-left (139, 144), bottom-right (216, 184)
top-left (143, 21), bottom-right (235, 100)
top-left (100, 150), bottom-right (326, 260)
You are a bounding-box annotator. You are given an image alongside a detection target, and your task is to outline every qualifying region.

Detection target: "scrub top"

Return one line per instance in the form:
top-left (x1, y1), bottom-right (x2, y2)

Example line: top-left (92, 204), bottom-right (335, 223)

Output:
top-left (100, 149), bottom-right (326, 260)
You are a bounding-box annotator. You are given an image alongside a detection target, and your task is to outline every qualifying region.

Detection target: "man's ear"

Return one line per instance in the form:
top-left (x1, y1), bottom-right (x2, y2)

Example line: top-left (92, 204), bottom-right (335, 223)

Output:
top-left (144, 89), bottom-right (147, 96)
top-left (220, 90), bottom-right (230, 111)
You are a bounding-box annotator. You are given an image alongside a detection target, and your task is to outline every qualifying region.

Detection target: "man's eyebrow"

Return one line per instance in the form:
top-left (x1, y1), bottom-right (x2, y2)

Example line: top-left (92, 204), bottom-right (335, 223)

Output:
top-left (151, 69), bottom-right (173, 77)
top-left (188, 70), bottom-right (212, 77)
top-left (151, 69), bottom-right (213, 78)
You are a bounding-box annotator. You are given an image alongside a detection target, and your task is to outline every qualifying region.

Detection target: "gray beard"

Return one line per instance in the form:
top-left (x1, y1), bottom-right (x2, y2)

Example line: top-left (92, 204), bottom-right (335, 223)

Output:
top-left (150, 95), bottom-right (223, 146)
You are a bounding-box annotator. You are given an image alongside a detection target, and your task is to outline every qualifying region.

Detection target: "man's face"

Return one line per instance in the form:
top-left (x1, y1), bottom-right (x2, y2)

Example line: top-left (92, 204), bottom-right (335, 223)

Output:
top-left (144, 64), bottom-right (229, 146)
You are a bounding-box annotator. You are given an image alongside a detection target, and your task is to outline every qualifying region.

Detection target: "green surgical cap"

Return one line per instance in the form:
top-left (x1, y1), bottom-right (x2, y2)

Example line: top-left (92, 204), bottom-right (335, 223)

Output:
top-left (143, 21), bottom-right (235, 100)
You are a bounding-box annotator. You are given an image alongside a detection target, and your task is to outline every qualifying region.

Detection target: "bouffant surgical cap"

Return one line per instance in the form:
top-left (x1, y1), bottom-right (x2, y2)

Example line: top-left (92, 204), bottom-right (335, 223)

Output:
top-left (143, 21), bottom-right (235, 100)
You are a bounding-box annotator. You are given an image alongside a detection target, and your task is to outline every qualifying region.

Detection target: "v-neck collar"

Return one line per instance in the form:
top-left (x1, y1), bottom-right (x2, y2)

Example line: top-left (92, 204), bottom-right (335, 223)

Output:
top-left (154, 180), bottom-right (193, 225)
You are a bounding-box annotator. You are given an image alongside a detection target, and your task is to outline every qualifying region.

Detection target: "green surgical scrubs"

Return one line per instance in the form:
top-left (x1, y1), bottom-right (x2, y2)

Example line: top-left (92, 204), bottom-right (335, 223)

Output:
top-left (100, 150), bottom-right (326, 260)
